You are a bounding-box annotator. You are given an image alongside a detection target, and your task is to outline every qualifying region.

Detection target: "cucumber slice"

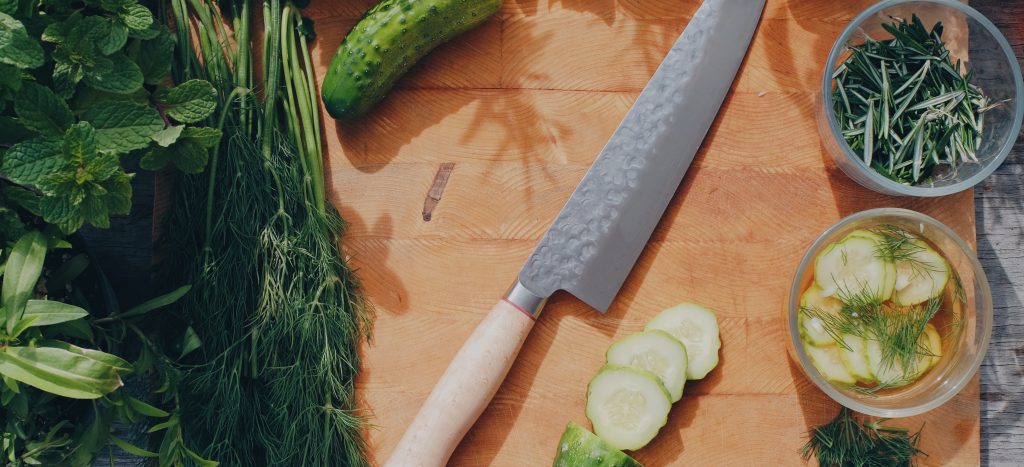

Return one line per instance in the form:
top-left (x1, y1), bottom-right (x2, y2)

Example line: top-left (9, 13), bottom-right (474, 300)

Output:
top-left (643, 303), bottom-right (721, 380)
top-left (814, 236), bottom-right (896, 300)
top-left (838, 333), bottom-right (873, 383)
top-left (842, 229), bottom-right (886, 244)
top-left (553, 421), bottom-right (642, 467)
top-left (805, 344), bottom-right (856, 385)
top-left (893, 241), bottom-right (949, 305)
top-left (586, 365), bottom-right (671, 451)
top-left (865, 337), bottom-right (912, 387)
top-left (799, 284), bottom-right (843, 347)
top-left (606, 330), bottom-right (688, 402)
top-left (924, 323), bottom-right (942, 368)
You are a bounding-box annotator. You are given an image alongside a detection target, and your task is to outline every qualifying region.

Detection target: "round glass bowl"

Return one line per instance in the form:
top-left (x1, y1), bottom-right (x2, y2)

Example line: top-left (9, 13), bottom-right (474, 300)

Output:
top-left (817, 0), bottom-right (1024, 197)
top-left (786, 208), bottom-right (992, 417)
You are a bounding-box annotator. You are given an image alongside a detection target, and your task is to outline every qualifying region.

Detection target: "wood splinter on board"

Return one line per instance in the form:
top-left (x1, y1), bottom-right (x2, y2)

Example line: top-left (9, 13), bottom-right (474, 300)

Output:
top-left (423, 162), bottom-right (456, 221)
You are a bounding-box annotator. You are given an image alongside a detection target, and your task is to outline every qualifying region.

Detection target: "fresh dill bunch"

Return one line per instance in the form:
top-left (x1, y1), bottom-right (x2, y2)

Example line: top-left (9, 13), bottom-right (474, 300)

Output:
top-left (802, 407), bottom-right (925, 467)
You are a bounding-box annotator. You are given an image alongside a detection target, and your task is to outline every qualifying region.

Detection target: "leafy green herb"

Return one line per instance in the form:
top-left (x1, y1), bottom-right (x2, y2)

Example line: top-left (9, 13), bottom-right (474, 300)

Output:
top-left (833, 15), bottom-right (992, 185)
top-left (165, 1), bottom-right (372, 465)
top-left (802, 407), bottom-right (925, 466)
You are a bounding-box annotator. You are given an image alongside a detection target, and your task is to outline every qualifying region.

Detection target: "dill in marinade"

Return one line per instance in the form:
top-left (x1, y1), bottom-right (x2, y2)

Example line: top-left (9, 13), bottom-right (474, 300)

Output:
top-left (832, 14), bottom-right (994, 185)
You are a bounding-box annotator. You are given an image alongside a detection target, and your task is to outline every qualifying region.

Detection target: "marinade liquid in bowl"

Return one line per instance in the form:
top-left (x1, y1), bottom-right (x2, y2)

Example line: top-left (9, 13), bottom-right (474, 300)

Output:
top-left (787, 208), bottom-right (992, 417)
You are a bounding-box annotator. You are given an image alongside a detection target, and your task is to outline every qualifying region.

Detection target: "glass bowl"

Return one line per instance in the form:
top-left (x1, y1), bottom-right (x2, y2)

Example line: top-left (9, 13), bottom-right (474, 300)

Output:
top-left (817, 0), bottom-right (1024, 197)
top-left (786, 208), bottom-right (992, 417)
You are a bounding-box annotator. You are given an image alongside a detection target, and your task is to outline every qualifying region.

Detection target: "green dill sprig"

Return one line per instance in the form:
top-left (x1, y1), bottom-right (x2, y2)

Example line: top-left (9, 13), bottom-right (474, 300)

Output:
top-left (802, 407), bottom-right (925, 467)
top-left (805, 283), bottom-right (939, 383)
top-left (869, 224), bottom-right (940, 275)
top-left (833, 14), bottom-right (993, 185)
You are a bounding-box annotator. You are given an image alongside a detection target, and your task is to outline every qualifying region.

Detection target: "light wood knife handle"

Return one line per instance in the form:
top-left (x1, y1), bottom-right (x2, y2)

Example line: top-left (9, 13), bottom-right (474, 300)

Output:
top-left (384, 299), bottom-right (537, 467)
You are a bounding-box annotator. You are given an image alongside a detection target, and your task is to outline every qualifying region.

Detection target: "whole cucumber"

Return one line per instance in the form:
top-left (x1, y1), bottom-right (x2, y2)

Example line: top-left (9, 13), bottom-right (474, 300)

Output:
top-left (321, 0), bottom-right (501, 120)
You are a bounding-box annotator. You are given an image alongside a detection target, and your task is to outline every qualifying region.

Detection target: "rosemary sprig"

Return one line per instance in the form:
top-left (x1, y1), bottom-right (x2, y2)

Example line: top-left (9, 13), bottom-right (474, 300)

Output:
top-left (833, 15), bottom-right (992, 185)
top-left (802, 407), bottom-right (925, 467)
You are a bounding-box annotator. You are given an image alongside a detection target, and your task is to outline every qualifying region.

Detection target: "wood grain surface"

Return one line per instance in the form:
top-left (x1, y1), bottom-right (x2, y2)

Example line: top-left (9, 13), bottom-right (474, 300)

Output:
top-left (309, 1), bottom-right (986, 465)
top-left (973, 2), bottom-right (1024, 466)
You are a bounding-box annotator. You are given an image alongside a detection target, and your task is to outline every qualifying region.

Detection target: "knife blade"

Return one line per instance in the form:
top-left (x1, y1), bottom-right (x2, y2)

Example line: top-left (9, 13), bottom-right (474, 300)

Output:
top-left (386, 1), bottom-right (764, 465)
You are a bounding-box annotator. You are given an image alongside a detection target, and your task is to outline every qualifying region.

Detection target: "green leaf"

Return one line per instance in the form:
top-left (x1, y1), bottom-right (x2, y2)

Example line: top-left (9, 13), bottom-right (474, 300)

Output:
top-left (22, 300), bottom-right (88, 327)
top-left (146, 414), bottom-right (178, 433)
top-left (4, 186), bottom-right (42, 217)
top-left (39, 191), bottom-right (84, 233)
top-left (2, 231), bottom-right (47, 334)
top-left (185, 447), bottom-right (219, 467)
top-left (13, 83), bottom-right (74, 138)
top-left (9, 315), bottom-right (37, 338)
top-left (2, 138), bottom-right (63, 185)
top-left (127, 21), bottom-right (160, 40)
top-left (0, 345), bottom-right (122, 399)
top-left (61, 121), bottom-right (97, 167)
top-left (126, 395), bottom-right (170, 417)
top-left (81, 100), bottom-right (163, 153)
top-left (47, 318), bottom-right (94, 342)
top-left (140, 127), bottom-right (220, 173)
top-left (109, 435), bottom-right (158, 457)
top-left (83, 52), bottom-right (143, 94)
top-left (46, 253), bottom-right (88, 292)
top-left (2, 374), bottom-right (18, 393)
top-left (71, 86), bottom-right (148, 114)
top-left (154, 80), bottom-right (218, 123)
top-left (0, 12), bottom-right (44, 69)
top-left (39, 340), bottom-right (132, 372)
top-left (150, 125), bottom-right (183, 147)
top-left (120, 4), bottom-right (153, 31)
top-left (118, 285), bottom-right (191, 319)
top-left (179, 326), bottom-right (201, 359)
top-left (130, 29), bottom-right (174, 84)
top-left (0, 0), bottom-right (16, 15)
top-left (52, 59), bottom-right (83, 99)
top-left (99, 20), bottom-right (128, 55)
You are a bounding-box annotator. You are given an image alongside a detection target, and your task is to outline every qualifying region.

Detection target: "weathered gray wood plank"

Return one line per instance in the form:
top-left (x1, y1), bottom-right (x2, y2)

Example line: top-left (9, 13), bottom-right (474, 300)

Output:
top-left (974, 2), bottom-right (1024, 466)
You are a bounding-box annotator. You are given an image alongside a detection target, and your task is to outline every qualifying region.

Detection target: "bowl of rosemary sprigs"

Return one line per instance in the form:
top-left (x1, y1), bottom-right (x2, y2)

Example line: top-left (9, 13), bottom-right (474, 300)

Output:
top-left (818, 0), bottom-right (1024, 196)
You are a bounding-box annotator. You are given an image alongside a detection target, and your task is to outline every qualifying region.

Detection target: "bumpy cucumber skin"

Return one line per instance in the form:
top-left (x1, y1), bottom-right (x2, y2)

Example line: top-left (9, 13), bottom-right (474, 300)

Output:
top-left (321, 0), bottom-right (501, 120)
top-left (552, 422), bottom-right (643, 467)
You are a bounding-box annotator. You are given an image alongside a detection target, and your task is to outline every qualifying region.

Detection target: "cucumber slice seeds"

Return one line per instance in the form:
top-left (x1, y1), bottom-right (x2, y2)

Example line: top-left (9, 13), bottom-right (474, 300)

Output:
top-left (606, 330), bottom-right (688, 402)
top-left (586, 365), bottom-right (672, 451)
top-left (644, 303), bottom-right (721, 380)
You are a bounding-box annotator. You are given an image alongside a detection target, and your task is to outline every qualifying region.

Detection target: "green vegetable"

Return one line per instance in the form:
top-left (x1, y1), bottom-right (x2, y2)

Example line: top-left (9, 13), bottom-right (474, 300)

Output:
top-left (552, 422), bottom-right (643, 467)
top-left (586, 365), bottom-right (671, 451)
top-left (643, 303), bottom-right (721, 380)
top-left (321, 0), bottom-right (502, 120)
top-left (165, 0), bottom-right (373, 465)
top-left (606, 330), bottom-right (688, 402)
top-left (802, 407), bottom-right (924, 466)
top-left (832, 15), bottom-right (993, 185)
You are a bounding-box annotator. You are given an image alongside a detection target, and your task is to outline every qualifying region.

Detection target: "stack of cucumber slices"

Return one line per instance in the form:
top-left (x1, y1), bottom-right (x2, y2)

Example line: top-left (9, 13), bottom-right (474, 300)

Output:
top-left (800, 227), bottom-right (951, 390)
top-left (553, 303), bottom-right (721, 466)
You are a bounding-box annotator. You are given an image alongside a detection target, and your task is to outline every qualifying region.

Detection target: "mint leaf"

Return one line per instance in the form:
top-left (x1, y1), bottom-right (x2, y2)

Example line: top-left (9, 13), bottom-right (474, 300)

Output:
top-left (70, 86), bottom-right (148, 114)
top-left (140, 127), bottom-right (220, 173)
top-left (99, 20), bottom-right (129, 55)
top-left (83, 52), bottom-right (142, 94)
top-left (150, 125), bottom-right (183, 147)
top-left (3, 186), bottom-right (42, 217)
top-left (61, 122), bottom-right (97, 168)
top-left (130, 29), bottom-right (174, 85)
top-left (81, 100), bottom-right (163, 154)
top-left (120, 4), bottom-right (152, 31)
top-left (100, 0), bottom-right (132, 12)
top-left (2, 138), bottom-right (63, 185)
top-left (14, 83), bottom-right (74, 138)
top-left (0, 12), bottom-right (44, 69)
top-left (52, 55), bottom-right (84, 99)
top-left (0, 0), bottom-right (15, 14)
top-left (155, 80), bottom-right (217, 123)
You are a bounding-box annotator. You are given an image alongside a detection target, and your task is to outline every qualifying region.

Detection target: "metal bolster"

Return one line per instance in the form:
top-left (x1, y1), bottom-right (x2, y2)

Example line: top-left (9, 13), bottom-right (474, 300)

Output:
top-left (503, 281), bottom-right (548, 318)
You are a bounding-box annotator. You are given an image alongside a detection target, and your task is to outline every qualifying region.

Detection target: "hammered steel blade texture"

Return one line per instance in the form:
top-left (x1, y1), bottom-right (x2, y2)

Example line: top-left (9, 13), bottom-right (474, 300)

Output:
top-left (516, 0), bottom-right (765, 312)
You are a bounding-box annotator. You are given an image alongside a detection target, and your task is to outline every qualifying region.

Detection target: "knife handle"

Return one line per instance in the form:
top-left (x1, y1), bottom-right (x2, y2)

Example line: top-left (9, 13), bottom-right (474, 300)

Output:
top-left (384, 297), bottom-right (538, 467)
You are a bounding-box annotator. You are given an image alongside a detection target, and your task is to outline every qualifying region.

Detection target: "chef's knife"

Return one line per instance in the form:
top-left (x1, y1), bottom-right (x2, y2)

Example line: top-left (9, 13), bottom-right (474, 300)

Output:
top-left (386, 1), bottom-right (764, 464)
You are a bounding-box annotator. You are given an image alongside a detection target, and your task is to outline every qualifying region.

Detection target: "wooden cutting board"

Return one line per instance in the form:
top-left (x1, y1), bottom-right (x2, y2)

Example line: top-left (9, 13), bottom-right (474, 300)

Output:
top-left (305, 1), bottom-right (980, 465)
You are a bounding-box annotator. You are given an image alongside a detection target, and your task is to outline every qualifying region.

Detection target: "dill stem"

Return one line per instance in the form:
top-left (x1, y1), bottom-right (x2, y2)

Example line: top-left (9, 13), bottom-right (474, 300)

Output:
top-left (203, 87), bottom-right (248, 264)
